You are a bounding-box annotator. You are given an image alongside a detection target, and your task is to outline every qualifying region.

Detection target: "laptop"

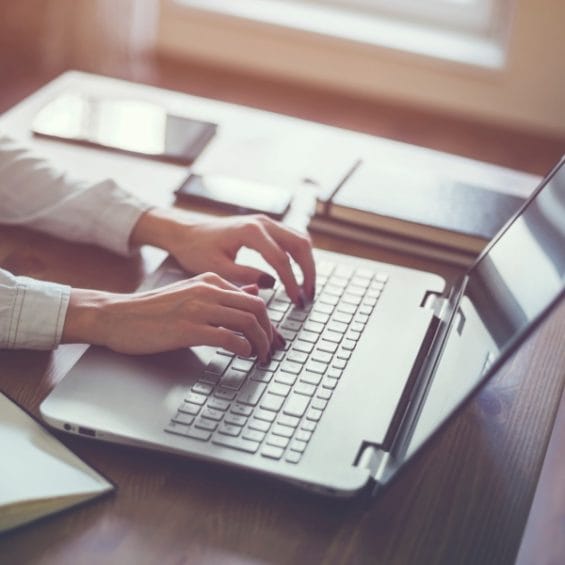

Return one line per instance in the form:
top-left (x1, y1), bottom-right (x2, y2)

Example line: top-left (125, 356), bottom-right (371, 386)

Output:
top-left (40, 157), bottom-right (565, 497)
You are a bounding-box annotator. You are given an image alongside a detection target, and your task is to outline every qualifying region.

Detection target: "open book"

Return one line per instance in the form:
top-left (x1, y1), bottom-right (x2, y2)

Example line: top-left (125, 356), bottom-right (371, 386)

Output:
top-left (0, 392), bottom-right (114, 533)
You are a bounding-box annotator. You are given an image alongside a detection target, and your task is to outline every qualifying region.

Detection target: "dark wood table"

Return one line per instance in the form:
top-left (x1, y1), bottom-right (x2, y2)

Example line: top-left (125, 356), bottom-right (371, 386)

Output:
top-left (1, 73), bottom-right (563, 565)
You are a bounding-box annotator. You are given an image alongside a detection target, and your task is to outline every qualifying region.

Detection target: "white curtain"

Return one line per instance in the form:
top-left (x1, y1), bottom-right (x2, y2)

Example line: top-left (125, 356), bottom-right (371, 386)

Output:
top-left (40, 0), bottom-right (160, 77)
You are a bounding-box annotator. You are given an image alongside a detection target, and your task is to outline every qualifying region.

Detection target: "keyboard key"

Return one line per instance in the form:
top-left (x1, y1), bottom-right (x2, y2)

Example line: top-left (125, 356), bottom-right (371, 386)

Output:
top-left (285, 451), bottom-right (302, 464)
top-left (217, 348), bottom-right (235, 357)
top-left (231, 358), bottom-right (255, 373)
top-left (305, 361), bottom-right (328, 374)
top-left (260, 393), bottom-right (285, 412)
top-left (214, 388), bottom-right (237, 401)
top-left (201, 371), bottom-right (221, 385)
top-left (249, 418), bottom-right (271, 432)
top-left (270, 382), bottom-right (292, 397)
top-left (333, 359), bottom-right (347, 370)
top-left (218, 423), bottom-right (242, 437)
top-left (295, 429), bottom-right (312, 442)
top-left (278, 414), bottom-right (300, 428)
top-left (259, 359), bottom-right (280, 372)
top-left (212, 435), bottom-right (259, 453)
top-left (358, 305), bottom-right (373, 315)
top-left (231, 403), bottom-right (253, 416)
top-left (281, 361), bottom-right (302, 375)
top-left (336, 350), bottom-right (352, 361)
top-left (363, 297), bottom-right (378, 307)
top-left (300, 371), bottom-right (322, 386)
top-left (293, 340), bottom-right (314, 354)
top-left (328, 368), bottom-right (343, 379)
top-left (268, 309), bottom-right (285, 323)
top-left (335, 265), bottom-right (354, 278)
top-left (356, 267), bottom-right (374, 279)
top-left (322, 330), bottom-right (342, 343)
top-left (172, 412), bottom-right (195, 425)
top-left (201, 408), bottom-right (224, 421)
top-left (208, 397), bottom-right (231, 411)
top-left (179, 402), bottom-right (201, 416)
top-left (333, 311), bottom-right (353, 324)
top-left (313, 302), bottom-right (334, 315)
top-left (346, 285), bottom-right (365, 297)
top-left (261, 445), bottom-right (284, 460)
top-left (342, 294), bottom-right (362, 306)
top-left (341, 339), bottom-right (357, 351)
top-left (304, 320), bottom-right (324, 334)
top-left (327, 321), bottom-right (348, 334)
top-left (346, 330), bottom-right (362, 341)
top-left (272, 349), bottom-right (285, 361)
top-left (317, 340), bottom-right (338, 353)
top-left (311, 398), bottom-right (328, 411)
top-left (375, 272), bottom-right (389, 283)
top-left (287, 350), bottom-right (308, 364)
top-left (290, 439), bottom-right (308, 453)
top-left (195, 418), bottom-right (218, 431)
top-left (322, 377), bottom-right (339, 390)
top-left (178, 426), bottom-right (212, 441)
top-left (220, 368), bottom-right (248, 389)
top-left (272, 424), bottom-right (294, 438)
top-left (267, 435), bottom-right (290, 449)
top-left (337, 303), bottom-right (356, 314)
top-left (243, 429), bottom-right (266, 442)
top-left (274, 372), bottom-right (297, 386)
top-left (309, 311), bottom-right (330, 324)
top-left (295, 382), bottom-right (316, 397)
top-left (206, 354), bottom-right (231, 375)
top-left (282, 319), bottom-right (302, 331)
top-left (185, 392), bottom-right (207, 405)
top-left (301, 420), bottom-right (317, 432)
top-left (324, 284), bottom-right (344, 297)
top-left (287, 308), bottom-right (309, 322)
top-left (298, 330), bottom-right (319, 344)
top-left (254, 409), bottom-right (277, 422)
top-left (355, 313), bottom-right (370, 324)
top-left (270, 300), bottom-right (290, 313)
top-left (250, 369), bottom-right (273, 383)
top-left (192, 382), bottom-right (213, 395)
top-left (283, 394), bottom-right (310, 417)
top-left (279, 329), bottom-right (298, 341)
top-left (306, 408), bottom-right (323, 422)
top-left (317, 389), bottom-right (332, 401)
top-left (224, 413), bottom-right (248, 427)
top-left (312, 350), bottom-right (333, 364)
top-left (237, 382), bottom-right (267, 406)
top-left (317, 260), bottom-right (335, 276)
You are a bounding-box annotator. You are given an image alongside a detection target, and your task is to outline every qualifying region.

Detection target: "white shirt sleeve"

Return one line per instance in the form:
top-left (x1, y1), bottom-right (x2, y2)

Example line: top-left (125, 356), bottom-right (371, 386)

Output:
top-left (0, 268), bottom-right (70, 350)
top-left (0, 133), bottom-right (151, 350)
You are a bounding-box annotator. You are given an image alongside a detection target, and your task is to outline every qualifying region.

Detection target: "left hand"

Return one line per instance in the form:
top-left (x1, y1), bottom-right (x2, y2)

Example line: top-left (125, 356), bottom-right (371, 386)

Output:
top-left (131, 208), bottom-right (316, 306)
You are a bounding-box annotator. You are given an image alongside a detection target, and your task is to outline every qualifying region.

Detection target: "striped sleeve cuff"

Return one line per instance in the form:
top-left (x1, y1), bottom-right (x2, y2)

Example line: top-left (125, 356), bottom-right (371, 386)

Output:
top-left (1, 276), bottom-right (71, 350)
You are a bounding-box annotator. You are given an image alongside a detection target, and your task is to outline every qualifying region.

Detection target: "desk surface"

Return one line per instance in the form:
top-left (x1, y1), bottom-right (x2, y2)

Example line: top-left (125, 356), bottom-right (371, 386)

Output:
top-left (1, 72), bottom-right (564, 565)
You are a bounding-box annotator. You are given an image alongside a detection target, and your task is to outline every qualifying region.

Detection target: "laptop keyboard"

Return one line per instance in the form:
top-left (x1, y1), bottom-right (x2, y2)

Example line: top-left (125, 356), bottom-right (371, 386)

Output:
top-left (165, 260), bottom-right (388, 464)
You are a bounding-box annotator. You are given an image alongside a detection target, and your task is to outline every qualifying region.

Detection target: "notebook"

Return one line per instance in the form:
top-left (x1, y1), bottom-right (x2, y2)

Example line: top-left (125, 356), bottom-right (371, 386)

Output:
top-left (0, 392), bottom-right (113, 532)
top-left (40, 157), bottom-right (564, 497)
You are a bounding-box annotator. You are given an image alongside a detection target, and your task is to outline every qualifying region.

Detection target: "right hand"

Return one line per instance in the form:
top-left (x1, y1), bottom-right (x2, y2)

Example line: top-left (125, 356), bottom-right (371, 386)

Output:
top-left (62, 272), bottom-right (284, 362)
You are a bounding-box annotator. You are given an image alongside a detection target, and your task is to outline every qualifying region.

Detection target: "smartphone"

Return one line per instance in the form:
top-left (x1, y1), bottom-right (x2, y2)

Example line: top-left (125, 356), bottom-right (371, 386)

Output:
top-left (175, 173), bottom-right (292, 219)
top-left (32, 92), bottom-right (217, 165)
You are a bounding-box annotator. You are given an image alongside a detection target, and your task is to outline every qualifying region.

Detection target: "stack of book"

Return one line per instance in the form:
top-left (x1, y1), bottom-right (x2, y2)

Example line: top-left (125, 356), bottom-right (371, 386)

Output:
top-left (308, 160), bottom-right (527, 267)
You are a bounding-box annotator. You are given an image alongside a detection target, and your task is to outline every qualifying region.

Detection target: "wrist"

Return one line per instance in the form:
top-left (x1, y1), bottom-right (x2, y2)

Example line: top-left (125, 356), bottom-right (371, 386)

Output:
top-left (62, 289), bottom-right (117, 346)
top-left (129, 207), bottom-right (194, 253)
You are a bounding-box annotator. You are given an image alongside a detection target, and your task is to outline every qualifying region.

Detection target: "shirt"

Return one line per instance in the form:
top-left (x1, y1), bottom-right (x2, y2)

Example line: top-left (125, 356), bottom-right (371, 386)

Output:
top-left (0, 134), bottom-right (150, 350)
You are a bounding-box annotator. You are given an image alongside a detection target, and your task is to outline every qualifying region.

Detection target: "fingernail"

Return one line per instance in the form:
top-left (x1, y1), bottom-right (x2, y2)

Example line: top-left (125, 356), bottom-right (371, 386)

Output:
top-left (258, 274), bottom-right (276, 289)
top-left (296, 290), bottom-right (305, 309)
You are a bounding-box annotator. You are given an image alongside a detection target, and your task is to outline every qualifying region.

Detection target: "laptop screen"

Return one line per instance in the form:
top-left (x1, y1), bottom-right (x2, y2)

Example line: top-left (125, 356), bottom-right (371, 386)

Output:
top-left (402, 158), bottom-right (565, 461)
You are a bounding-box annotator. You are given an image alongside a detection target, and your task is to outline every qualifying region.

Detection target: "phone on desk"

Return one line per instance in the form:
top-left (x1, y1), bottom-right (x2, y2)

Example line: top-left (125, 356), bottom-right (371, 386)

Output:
top-left (175, 173), bottom-right (292, 219)
top-left (32, 92), bottom-right (217, 165)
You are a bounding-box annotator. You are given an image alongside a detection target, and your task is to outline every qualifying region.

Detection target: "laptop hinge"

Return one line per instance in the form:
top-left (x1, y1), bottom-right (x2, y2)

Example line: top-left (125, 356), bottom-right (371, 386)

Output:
top-left (356, 444), bottom-right (392, 485)
top-left (422, 291), bottom-right (451, 323)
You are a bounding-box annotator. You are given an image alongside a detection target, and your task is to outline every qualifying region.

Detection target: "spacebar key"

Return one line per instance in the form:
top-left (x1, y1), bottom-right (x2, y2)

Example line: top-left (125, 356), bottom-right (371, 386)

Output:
top-left (212, 435), bottom-right (260, 453)
top-left (283, 393), bottom-right (310, 418)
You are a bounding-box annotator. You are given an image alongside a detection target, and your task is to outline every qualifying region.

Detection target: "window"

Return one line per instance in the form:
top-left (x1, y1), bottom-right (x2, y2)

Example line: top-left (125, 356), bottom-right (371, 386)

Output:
top-left (285, 0), bottom-right (501, 35)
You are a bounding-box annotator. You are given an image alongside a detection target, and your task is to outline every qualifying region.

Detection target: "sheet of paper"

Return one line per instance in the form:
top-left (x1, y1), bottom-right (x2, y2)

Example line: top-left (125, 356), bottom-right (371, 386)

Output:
top-left (0, 393), bottom-right (112, 508)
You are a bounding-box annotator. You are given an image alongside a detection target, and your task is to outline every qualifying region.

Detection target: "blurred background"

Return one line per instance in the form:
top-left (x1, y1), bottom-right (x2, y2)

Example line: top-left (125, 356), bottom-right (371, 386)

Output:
top-left (0, 0), bottom-right (563, 174)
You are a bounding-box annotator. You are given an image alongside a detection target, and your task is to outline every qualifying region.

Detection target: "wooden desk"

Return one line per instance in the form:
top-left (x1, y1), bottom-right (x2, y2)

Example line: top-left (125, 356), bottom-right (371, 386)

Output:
top-left (1, 73), bottom-right (563, 565)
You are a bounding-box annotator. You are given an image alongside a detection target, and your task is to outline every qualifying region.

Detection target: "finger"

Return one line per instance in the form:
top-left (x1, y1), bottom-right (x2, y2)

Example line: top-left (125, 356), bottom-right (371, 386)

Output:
top-left (240, 224), bottom-right (302, 304)
top-left (224, 263), bottom-right (276, 290)
top-left (198, 326), bottom-right (252, 357)
top-left (204, 303), bottom-right (271, 362)
top-left (261, 219), bottom-right (316, 301)
top-left (217, 289), bottom-right (273, 345)
top-left (241, 283), bottom-right (259, 295)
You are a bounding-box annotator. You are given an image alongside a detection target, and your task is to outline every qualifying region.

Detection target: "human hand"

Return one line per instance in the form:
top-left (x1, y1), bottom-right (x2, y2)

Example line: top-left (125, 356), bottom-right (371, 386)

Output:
top-left (63, 273), bottom-right (284, 361)
top-left (130, 208), bottom-right (316, 306)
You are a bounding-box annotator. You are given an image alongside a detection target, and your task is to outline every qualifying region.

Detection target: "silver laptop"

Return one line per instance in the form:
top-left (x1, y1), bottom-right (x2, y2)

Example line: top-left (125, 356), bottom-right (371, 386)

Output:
top-left (41, 158), bottom-right (565, 497)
